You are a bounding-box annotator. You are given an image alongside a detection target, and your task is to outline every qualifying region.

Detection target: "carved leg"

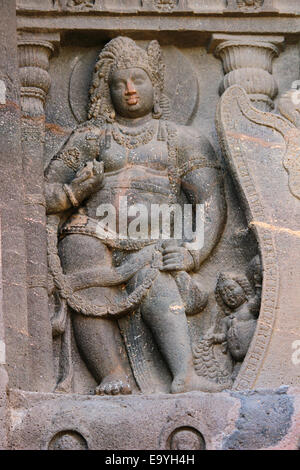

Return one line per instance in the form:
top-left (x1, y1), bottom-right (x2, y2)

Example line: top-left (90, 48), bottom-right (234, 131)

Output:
top-left (141, 272), bottom-right (229, 393)
top-left (59, 235), bottom-right (131, 395)
top-left (72, 314), bottom-right (131, 395)
top-left (232, 361), bottom-right (242, 382)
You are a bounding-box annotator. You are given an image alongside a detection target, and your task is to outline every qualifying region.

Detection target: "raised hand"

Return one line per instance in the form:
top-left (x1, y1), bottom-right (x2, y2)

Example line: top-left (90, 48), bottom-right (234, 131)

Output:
top-left (70, 160), bottom-right (105, 203)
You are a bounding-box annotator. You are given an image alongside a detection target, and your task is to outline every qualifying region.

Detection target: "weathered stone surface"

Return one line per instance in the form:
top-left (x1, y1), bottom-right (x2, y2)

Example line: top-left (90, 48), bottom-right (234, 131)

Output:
top-left (0, 0), bottom-right (28, 396)
top-left (7, 387), bottom-right (300, 450)
top-left (0, 0), bottom-right (299, 451)
top-left (224, 388), bottom-right (294, 449)
top-left (217, 86), bottom-right (300, 390)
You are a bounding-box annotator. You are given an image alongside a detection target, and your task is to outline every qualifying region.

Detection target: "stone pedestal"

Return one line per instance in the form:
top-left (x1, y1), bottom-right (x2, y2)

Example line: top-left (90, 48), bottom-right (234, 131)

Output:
top-left (8, 388), bottom-right (300, 450)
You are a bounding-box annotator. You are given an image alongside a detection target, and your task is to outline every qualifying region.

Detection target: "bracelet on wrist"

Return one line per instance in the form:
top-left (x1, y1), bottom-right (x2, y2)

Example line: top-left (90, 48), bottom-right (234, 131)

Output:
top-left (63, 184), bottom-right (80, 208)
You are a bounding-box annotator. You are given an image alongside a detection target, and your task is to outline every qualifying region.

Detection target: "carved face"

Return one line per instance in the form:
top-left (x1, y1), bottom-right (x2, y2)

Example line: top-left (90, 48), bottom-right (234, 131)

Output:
top-left (220, 279), bottom-right (246, 309)
top-left (170, 429), bottom-right (205, 450)
top-left (109, 67), bottom-right (154, 119)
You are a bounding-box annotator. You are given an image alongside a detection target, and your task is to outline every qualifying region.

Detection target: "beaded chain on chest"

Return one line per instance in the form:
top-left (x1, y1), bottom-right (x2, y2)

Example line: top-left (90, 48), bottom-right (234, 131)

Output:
top-left (106, 120), bottom-right (180, 204)
top-left (111, 121), bottom-right (156, 150)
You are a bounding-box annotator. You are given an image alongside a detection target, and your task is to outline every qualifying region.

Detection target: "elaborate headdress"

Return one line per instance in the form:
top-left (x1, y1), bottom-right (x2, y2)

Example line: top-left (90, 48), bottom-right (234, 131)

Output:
top-left (88, 37), bottom-right (165, 121)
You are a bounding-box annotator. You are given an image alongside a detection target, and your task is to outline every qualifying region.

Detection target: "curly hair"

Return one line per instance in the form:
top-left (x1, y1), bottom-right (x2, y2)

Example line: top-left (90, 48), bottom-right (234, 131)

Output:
top-left (215, 272), bottom-right (253, 316)
top-left (88, 37), bottom-right (165, 122)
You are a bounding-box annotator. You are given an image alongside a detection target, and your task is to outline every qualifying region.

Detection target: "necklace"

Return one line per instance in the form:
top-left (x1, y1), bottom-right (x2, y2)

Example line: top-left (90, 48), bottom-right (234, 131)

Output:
top-left (112, 121), bottom-right (156, 149)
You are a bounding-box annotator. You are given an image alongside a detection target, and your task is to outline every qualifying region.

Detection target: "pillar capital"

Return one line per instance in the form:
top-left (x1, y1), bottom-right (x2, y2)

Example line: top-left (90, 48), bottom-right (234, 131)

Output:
top-left (17, 32), bottom-right (60, 117)
top-left (210, 34), bottom-right (285, 111)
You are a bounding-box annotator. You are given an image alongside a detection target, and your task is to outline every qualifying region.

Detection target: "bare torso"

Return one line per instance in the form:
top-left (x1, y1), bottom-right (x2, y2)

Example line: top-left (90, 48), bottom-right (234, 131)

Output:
top-left (85, 127), bottom-right (173, 224)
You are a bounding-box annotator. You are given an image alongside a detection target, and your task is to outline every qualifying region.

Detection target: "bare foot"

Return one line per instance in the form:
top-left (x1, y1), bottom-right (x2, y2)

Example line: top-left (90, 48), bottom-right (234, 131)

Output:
top-left (171, 372), bottom-right (231, 394)
top-left (95, 373), bottom-right (132, 396)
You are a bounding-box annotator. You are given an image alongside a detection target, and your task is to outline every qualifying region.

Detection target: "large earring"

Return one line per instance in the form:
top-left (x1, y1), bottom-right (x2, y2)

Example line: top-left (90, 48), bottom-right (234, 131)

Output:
top-left (152, 99), bottom-right (162, 119)
top-left (152, 86), bottom-right (162, 119)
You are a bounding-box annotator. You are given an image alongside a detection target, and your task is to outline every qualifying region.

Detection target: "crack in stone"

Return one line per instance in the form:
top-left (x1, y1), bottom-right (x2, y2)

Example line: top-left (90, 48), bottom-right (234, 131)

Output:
top-left (250, 221), bottom-right (300, 238)
top-left (227, 130), bottom-right (285, 150)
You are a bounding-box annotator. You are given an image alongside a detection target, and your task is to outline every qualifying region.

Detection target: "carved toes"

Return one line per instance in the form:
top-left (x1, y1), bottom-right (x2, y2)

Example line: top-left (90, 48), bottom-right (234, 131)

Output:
top-left (95, 379), bottom-right (132, 396)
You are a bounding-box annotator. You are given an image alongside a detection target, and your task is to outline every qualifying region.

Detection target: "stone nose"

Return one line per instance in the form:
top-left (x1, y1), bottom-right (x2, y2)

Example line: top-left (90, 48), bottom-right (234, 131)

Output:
top-left (125, 79), bottom-right (137, 95)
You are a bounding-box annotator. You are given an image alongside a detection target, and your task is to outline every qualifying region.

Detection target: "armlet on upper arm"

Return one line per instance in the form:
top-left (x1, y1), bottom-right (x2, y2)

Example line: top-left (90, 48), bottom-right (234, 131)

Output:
top-left (179, 156), bottom-right (221, 177)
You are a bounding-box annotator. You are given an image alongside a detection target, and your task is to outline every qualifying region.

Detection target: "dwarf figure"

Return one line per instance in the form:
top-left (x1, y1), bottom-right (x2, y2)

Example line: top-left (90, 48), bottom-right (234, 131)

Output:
top-left (205, 256), bottom-right (262, 380)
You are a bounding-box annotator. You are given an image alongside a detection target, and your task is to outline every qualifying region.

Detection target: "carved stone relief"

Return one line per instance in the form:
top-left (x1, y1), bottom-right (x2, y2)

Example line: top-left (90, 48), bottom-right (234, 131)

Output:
top-left (277, 86), bottom-right (300, 200)
top-left (18, 40), bottom-right (54, 117)
top-left (226, 0), bottom-right (277, 13)
top-left (3, 0), bottom-right (300, 452)
top-left (44, 37), bottom-right (263, 397)
top-left (69, 0), bottom-right (95, 8)
top-left (68, 46), bottom-right (199, 126)
top-left (151, 0), bottom-right (178, 11)
top-left (216, 84), bottom-right (300, 390)
top-left (141, 0), bottom-right (181, 11)
top-left (58, 0), bottom-right (186, 12)
top-left (61, 0), bottom-right (95, 9)
top-left (168, 427), bottom-right (205, 450)
top-left (235, 0), bottom-right (264, 11)
top-left (212, 34), bottom-right (284, 111)
top-left (48, 430), bottom-right (88, 450)
top-left (194, 256), bottom-right (261, 385)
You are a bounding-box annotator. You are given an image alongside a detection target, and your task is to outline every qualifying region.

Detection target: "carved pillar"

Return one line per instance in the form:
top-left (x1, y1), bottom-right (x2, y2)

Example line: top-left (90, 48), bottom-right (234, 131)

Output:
top-left (0, 0), bottom-right (27, 445)
top-left (17, 32), bottom-right (60, 392)
top-left (18, 39), bottom-right (54, 117)
top-left (211, 34), bottom-right (285, 111)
